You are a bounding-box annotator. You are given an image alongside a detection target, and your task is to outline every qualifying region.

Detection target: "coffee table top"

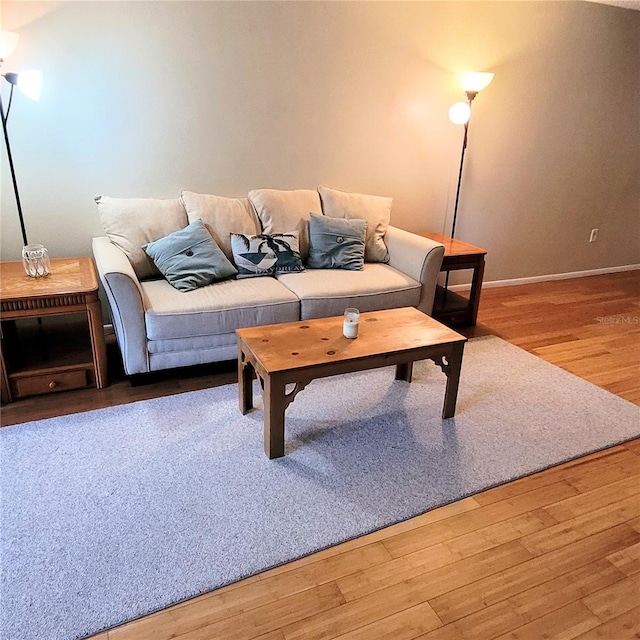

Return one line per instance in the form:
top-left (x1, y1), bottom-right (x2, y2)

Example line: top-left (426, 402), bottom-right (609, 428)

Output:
top-left (236, 307), bottom-right (466, 373)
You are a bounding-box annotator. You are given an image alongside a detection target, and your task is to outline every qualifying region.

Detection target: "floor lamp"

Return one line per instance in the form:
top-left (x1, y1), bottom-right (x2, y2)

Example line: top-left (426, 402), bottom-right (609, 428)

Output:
top-left (444, 71), bottom-right (494, 293)
top-left (0, 30), bottom-right (45, 275)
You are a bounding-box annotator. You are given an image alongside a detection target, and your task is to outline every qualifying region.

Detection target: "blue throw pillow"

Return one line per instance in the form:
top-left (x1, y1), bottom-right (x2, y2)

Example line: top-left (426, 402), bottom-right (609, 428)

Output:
top-left (307, 213), bottom-right (367, 270)
top-left (230, 231), bottom-right (304, 278)
top-left (143, 219), bottom-right (237, 292)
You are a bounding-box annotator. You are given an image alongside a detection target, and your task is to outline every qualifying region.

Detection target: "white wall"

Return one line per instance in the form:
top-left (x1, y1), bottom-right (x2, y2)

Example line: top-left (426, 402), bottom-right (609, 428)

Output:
top-left (1, 1), bottom-right (639, 282)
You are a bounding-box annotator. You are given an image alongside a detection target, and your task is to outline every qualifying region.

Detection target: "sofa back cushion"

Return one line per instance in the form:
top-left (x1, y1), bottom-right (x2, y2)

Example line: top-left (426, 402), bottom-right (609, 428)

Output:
top-left (248, 189), bottom-right (322, 261)
top-left (181, 191), bottom-right (260, 262)
top-left (95, 195), bottom-right (188, 280)
top-left (318, 185), bottom-right (391, 263)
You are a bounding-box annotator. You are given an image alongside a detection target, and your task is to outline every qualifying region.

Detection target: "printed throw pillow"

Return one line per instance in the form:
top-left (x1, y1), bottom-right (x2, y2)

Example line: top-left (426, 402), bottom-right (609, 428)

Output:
top-left (230, 231), bottom-right (304, 278)
top-left (143, 219), bottom-right (238, 292)
top-left (307, 213), bottom-right (367, 270)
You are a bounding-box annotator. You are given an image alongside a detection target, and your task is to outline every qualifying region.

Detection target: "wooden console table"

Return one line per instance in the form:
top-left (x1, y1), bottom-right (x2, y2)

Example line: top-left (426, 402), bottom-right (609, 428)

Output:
top-left (421, 233), bottom-right (487, 328)
top-left (0, 257), bottom-right (108, 403)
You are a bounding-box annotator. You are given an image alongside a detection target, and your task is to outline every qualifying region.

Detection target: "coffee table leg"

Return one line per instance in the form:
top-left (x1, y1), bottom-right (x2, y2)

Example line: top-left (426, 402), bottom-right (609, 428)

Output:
top-left (238, 347), bottom-right (255, 415)
top-left (395, 361), bottom-right (414, 382)
top-left (442, 343), bottom-right (465, 419)
top-left (263, 375), bottom-right (286, 459)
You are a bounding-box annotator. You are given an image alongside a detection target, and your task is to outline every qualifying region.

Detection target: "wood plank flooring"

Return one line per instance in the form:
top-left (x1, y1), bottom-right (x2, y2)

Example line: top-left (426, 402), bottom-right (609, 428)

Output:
top-left (2, 270), bottom-right (639, 639)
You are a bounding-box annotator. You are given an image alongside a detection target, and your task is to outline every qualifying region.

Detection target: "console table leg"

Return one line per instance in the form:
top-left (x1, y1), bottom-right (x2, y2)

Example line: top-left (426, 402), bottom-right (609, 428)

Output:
top-left (442, 343), bottom-right (465, 419)
top-left (395, 361), bottom-right (413, 382)
top-left (264, 375), bottom-right (286, 459)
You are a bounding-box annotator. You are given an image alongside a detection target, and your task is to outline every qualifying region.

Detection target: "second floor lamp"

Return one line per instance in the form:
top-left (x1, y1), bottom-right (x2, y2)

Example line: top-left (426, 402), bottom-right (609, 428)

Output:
top-left (444, 71), bottom-right (494, 294)
top-left (447, 71), bottom-right (494, 240)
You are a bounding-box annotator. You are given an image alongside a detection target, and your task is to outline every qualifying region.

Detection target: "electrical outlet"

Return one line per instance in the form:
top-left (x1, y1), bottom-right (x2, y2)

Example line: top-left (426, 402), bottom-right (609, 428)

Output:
top-left (589, 228), bottom-right (599, 243)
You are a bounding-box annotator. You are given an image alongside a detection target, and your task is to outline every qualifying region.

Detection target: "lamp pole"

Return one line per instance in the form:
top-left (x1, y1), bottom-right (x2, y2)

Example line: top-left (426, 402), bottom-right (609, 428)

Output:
top-left (0, 74), bottom-right (29, 246)
top-left (449, 95), bottom-right (472, 242)
top-left (444, 90), bottom-right (476, 293)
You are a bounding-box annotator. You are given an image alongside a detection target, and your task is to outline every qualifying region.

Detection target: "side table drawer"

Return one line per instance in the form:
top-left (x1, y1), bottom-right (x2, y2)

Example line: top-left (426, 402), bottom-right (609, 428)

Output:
top-left (13, 370), bottom-right (89, 398)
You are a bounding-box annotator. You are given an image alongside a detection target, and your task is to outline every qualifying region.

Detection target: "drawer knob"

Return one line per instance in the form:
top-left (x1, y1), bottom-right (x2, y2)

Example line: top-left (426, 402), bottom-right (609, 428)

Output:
top-left (48, 381), bottom-right (58, 389)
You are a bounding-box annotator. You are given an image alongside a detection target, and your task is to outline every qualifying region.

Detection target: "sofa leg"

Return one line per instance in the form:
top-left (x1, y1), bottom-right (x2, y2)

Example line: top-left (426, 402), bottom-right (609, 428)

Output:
top-left (129, 372), bottom-right (158, 387)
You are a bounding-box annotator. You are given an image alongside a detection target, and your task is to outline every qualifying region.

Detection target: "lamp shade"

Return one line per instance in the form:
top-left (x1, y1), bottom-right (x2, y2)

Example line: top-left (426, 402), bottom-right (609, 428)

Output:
top-left (449, 101), bottom-right (471, 125)
top-left (16, 70), bottom-right (42, 101)
top-left (0, 31), bottom-right (19, 59)
top-left (460, 71), bottom-right (494, 93)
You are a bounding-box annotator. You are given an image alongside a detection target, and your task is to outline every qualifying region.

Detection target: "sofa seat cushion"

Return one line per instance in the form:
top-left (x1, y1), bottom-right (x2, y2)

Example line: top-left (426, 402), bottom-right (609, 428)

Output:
top-left (276, 264), bottom-right (421, 320)
top-left (141, 277), bottom-right (300, 340)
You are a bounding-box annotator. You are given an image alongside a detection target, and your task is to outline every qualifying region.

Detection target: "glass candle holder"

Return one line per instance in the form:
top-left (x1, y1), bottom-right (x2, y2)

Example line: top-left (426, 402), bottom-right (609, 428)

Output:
top-left (22, 244), bottom-right (50, 278)
top-left (343, 307), bottom-right (360, 339)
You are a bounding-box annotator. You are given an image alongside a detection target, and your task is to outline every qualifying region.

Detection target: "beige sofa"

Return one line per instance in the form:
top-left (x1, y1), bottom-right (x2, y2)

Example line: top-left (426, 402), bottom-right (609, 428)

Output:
top-left (92, 187), bottom-right (445, 375)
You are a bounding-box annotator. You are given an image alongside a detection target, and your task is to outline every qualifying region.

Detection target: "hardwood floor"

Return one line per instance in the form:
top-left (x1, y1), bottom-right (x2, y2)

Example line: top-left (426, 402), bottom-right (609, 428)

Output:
top-left (3, 271), bottom-right (639, 639)
top-left (473, 270), bottom-right (640, 405)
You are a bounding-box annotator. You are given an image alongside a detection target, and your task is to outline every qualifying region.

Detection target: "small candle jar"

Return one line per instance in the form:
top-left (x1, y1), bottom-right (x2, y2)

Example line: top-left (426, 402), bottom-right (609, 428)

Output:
top-left (22, 244), bottom-right (50, 278)
top-left (343, 307), bottom-right (360, 339)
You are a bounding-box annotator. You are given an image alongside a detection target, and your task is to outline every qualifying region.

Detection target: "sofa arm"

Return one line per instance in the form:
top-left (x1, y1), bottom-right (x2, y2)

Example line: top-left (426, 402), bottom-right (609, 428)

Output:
top-left (92, 237), bottom-right (150, 375)
top-left (385, 226), bottom-right (444, 315)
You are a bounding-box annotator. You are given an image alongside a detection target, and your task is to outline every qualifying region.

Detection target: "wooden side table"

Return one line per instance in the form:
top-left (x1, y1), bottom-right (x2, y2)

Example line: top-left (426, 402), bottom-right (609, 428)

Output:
top-left (421, 233), bottom-right (487, 328)
top-left (0, 257), bottom-right (108, 403)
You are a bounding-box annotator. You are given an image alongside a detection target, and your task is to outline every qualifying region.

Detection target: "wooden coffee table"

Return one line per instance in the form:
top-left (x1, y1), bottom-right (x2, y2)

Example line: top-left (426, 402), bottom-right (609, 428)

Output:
top-left (236, 307), bottom-right (467, 458)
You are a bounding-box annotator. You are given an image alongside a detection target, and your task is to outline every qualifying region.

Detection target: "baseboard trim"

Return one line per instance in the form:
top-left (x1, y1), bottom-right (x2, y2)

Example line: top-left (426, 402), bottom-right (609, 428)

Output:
top-left (448, 263), bottom-right (640, 292)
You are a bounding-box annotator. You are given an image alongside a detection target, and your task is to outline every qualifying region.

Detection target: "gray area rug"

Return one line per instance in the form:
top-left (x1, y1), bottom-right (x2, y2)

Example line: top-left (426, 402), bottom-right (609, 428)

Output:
top-left (1, 336), bottom-right (639, 640)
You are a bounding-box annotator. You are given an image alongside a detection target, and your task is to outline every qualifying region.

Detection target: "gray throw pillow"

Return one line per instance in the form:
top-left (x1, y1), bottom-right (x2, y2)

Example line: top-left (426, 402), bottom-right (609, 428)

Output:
top-left (230, 231), bottom-right (304, 278)
top-left (307, 213), bottom-right (367, 270)
top-left (143, 219), bottom-right (237, 292)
